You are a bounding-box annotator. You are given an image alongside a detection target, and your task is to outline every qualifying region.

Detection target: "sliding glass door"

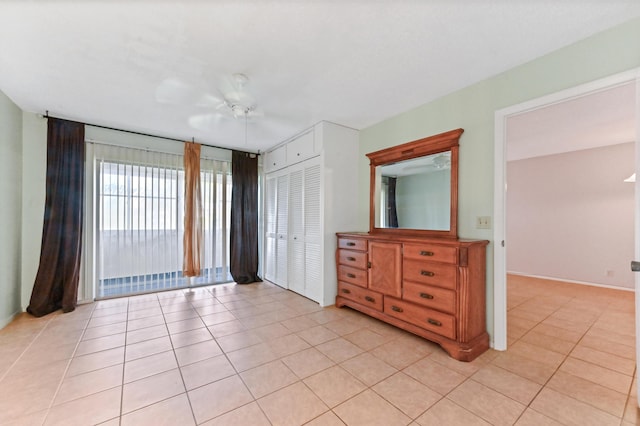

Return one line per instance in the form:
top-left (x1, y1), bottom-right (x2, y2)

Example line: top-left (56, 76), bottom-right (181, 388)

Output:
top-left (92, 144), bottom-right (232, 298)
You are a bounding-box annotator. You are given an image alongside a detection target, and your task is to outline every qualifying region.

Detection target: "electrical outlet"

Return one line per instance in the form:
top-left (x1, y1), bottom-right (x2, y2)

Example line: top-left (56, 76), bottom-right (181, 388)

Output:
top-left (476, 216), bottom-right (491, 229)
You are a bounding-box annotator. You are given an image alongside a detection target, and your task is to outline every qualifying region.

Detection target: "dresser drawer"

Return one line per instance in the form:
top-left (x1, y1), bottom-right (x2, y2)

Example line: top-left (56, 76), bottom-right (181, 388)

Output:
top-left (403, 243), bottom-right (457, 265)
top-left (403, 282), bottom-right (456, 314)
top-left (338, 237), bottom-right (367, 251)
top-left (338, 264), bottom-right (367, 287)
top-left (338, 249), bottom-right (367, 269)
top-left (338, 281), bottom-right (383, 311)
top-left (403, 259), bottom-right (457, 290)
top-left (384, 297), bottom-right (456, 340)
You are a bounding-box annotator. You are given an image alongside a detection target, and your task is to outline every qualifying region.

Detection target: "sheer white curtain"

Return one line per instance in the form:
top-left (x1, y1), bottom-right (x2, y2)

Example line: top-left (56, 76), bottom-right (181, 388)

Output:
top-left (200, 157), bottom-right (232, 285)
top-left (89, 142), bottom-right (231, 298)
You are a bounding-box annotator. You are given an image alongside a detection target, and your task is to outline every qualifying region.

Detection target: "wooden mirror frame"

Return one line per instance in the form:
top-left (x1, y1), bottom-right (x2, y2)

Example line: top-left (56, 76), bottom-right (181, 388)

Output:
top-left (367, 128), bottom-right (463, 239)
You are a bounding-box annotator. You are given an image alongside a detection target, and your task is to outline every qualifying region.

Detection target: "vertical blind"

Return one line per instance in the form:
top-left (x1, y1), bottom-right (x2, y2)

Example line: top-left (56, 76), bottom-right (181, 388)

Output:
top-left (93, 143), bottom-right (232, 298)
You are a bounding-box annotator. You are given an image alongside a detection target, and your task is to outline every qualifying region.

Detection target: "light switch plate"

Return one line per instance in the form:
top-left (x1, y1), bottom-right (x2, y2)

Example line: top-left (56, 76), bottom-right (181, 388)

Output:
top-left (476, 216), bottom-right (491, 229)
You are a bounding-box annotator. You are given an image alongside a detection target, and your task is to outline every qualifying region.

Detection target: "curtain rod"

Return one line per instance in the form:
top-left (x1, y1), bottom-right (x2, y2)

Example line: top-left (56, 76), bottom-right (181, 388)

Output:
top-left (42, 111), bottom-right (260, 155)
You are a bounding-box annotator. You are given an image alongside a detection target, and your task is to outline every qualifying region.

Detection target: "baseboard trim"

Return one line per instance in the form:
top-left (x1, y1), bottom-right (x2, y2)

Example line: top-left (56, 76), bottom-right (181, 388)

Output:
top-left (507, 271), bottom-right (634, 292)
top-left (0, 310), bottom-right (23, 330)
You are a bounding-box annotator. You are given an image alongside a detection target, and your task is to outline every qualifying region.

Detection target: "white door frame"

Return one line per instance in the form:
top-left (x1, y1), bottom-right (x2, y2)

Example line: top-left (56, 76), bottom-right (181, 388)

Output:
top-left (493, 68), bottom-right (640, 352)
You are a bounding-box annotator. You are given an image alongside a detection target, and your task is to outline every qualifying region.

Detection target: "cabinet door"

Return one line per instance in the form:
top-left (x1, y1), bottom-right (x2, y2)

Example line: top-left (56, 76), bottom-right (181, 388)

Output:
top-left (265, 145), bottom-right (286, 173)
top-left (369, 241), bottom-right (402, 297)
top-left (286, 130), bottom-right (315, 166)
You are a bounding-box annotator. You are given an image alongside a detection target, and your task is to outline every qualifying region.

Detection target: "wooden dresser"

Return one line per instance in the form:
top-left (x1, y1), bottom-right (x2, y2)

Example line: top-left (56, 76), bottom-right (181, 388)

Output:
top-left (336, 232), bottom-right (489, 361)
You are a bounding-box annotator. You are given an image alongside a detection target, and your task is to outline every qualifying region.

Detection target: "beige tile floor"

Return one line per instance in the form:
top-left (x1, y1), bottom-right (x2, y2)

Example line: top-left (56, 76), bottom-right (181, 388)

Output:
top-left (0, 274), bottom-right (638, 425)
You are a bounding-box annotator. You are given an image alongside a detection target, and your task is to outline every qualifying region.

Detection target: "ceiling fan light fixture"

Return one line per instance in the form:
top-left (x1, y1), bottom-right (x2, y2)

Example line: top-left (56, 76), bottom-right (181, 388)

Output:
top-left (232, 73), bottom-right (249, 88)
top-left (231, 104), bottom-right (245, 117)
top-left (230, 103), bottom-right (254, 118)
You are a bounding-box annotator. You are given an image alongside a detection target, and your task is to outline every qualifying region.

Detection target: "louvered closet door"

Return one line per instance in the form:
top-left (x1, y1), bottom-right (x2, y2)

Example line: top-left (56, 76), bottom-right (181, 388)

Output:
top-left (287, 168), bottom-right (305, 295)
top-left (275, 173), bottom-right (289, 287)
top-left (264, 174), bottom-right (277, 283)
top-left (304, 162), bottom-right (322, 303)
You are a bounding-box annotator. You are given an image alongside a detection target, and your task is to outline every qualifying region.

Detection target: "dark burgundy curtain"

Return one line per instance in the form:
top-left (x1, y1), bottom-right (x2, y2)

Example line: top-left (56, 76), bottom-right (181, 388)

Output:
top-left (230, 150), bottom-right (262, 284)
top-left (27, 118), bottom-right (85, 317)
top-left (388, 177), bottom-right (399, 228)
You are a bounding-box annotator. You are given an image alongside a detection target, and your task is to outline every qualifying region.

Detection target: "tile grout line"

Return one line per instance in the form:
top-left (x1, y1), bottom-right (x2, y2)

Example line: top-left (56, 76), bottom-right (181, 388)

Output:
top-left (117, 295), bottom-right (131, 425)
top-left (168, 286), bottom-right (210, 426)
top-left (41, 304), bottom-right (98, 425)
top-left (0, 315), bottom-right (56, 384)
top-left (191, 285), bottom-right (288, 424)
top-left (620, 363), bottom-right (637, 426)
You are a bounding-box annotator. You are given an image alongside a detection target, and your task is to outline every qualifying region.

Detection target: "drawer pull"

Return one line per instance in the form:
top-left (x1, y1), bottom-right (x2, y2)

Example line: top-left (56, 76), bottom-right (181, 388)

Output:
top-left (420, 250), bottom-right (435, 257)
top-left (364, 296), bottom-right (375, 303)
top-left (346, 242), bottom-right (356, 246)
top-left (421, 270), bottom-right (435, 277)
top-left (346, 273), bottom-right (356, 278)
top-left (419, 292), bottom-right (434, 299)
top-left (391, 305), bottom-right (403, 313)
top-left (346, 256), bottom-right (356, 261)
top-left (427, 318), bottom-right (442, 327)
top-left (341, 289), bottom-right (351, 294)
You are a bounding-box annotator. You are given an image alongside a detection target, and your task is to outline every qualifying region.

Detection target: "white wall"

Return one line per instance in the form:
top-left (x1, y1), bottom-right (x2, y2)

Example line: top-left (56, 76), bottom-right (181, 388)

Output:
top-left (0, 91), bottom-right (24, 327)
top-left (507, 142), bottom-right (635, 289)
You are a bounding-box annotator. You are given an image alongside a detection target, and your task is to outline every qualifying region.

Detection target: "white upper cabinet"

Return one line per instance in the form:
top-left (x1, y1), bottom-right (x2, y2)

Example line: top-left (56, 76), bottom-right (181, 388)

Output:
top-left (264, 145), bottom-right (286, 173)
top-left (264, 128), bottom-right (321, 173)
top-left (285, 130), bottom-right (315, 166)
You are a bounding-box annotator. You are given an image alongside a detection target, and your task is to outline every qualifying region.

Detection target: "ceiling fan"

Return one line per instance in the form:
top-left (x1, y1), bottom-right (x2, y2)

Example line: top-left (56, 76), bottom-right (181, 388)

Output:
top-left (212, 73), bottom-right (264, 119)
top-left (155, 72), bottom-right (264, 132)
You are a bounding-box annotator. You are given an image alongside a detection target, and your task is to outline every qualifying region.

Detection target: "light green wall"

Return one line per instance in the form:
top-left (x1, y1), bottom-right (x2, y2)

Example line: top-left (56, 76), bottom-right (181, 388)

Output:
top-left (358, 17), bottom-right (640, 342)
top-left (0, 91), bottom-right (24, 327)
top-left (20, 112), bottom-right (47, 309)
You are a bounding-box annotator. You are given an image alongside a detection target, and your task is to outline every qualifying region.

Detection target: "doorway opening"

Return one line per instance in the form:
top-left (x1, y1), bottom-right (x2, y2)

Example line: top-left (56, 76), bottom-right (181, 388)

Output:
top-left (493, 68), bottom-right (640, 351)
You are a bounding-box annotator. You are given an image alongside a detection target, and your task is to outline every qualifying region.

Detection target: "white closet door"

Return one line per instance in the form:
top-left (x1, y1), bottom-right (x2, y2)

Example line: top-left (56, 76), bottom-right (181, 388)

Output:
top-left (275, 174), bottom-right (289, 286)
top-left (264, 175), bottom-right (277, 283)
top-left (304, 164), bottom-right (321, 243)
top-left (304, 163), bottom-right (322, 302)
top-left (288, 168), bottom-right (305, 294)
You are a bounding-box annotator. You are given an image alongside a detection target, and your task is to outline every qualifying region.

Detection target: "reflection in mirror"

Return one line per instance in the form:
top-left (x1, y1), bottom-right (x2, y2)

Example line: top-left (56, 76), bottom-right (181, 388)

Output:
top-left (376, 152), bottom-right (451, 230)
top-left (368, 128), bottom-right (462, 238)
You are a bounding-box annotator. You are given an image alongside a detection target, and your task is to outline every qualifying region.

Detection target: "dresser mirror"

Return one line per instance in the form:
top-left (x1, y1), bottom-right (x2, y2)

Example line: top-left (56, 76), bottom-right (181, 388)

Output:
top-left (368, 128), bottom-right (463, 238)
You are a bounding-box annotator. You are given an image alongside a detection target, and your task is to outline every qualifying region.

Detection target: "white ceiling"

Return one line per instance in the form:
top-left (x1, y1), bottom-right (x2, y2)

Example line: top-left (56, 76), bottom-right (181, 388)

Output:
top-left (507, 81), bottom-right (637, 161)
top-left (1, 1), bottom-right (639, 153)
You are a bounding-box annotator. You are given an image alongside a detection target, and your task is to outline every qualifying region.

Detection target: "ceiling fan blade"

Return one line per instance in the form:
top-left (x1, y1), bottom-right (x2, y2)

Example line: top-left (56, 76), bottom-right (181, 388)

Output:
top-left (196, 93), bottom-right (224, 108)
top-left (225, 90), bottom-right (255, 107)
top-left (155, 78), bottom-right (198, 105)
top-left (248, 108), bottom-right (264, 118)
